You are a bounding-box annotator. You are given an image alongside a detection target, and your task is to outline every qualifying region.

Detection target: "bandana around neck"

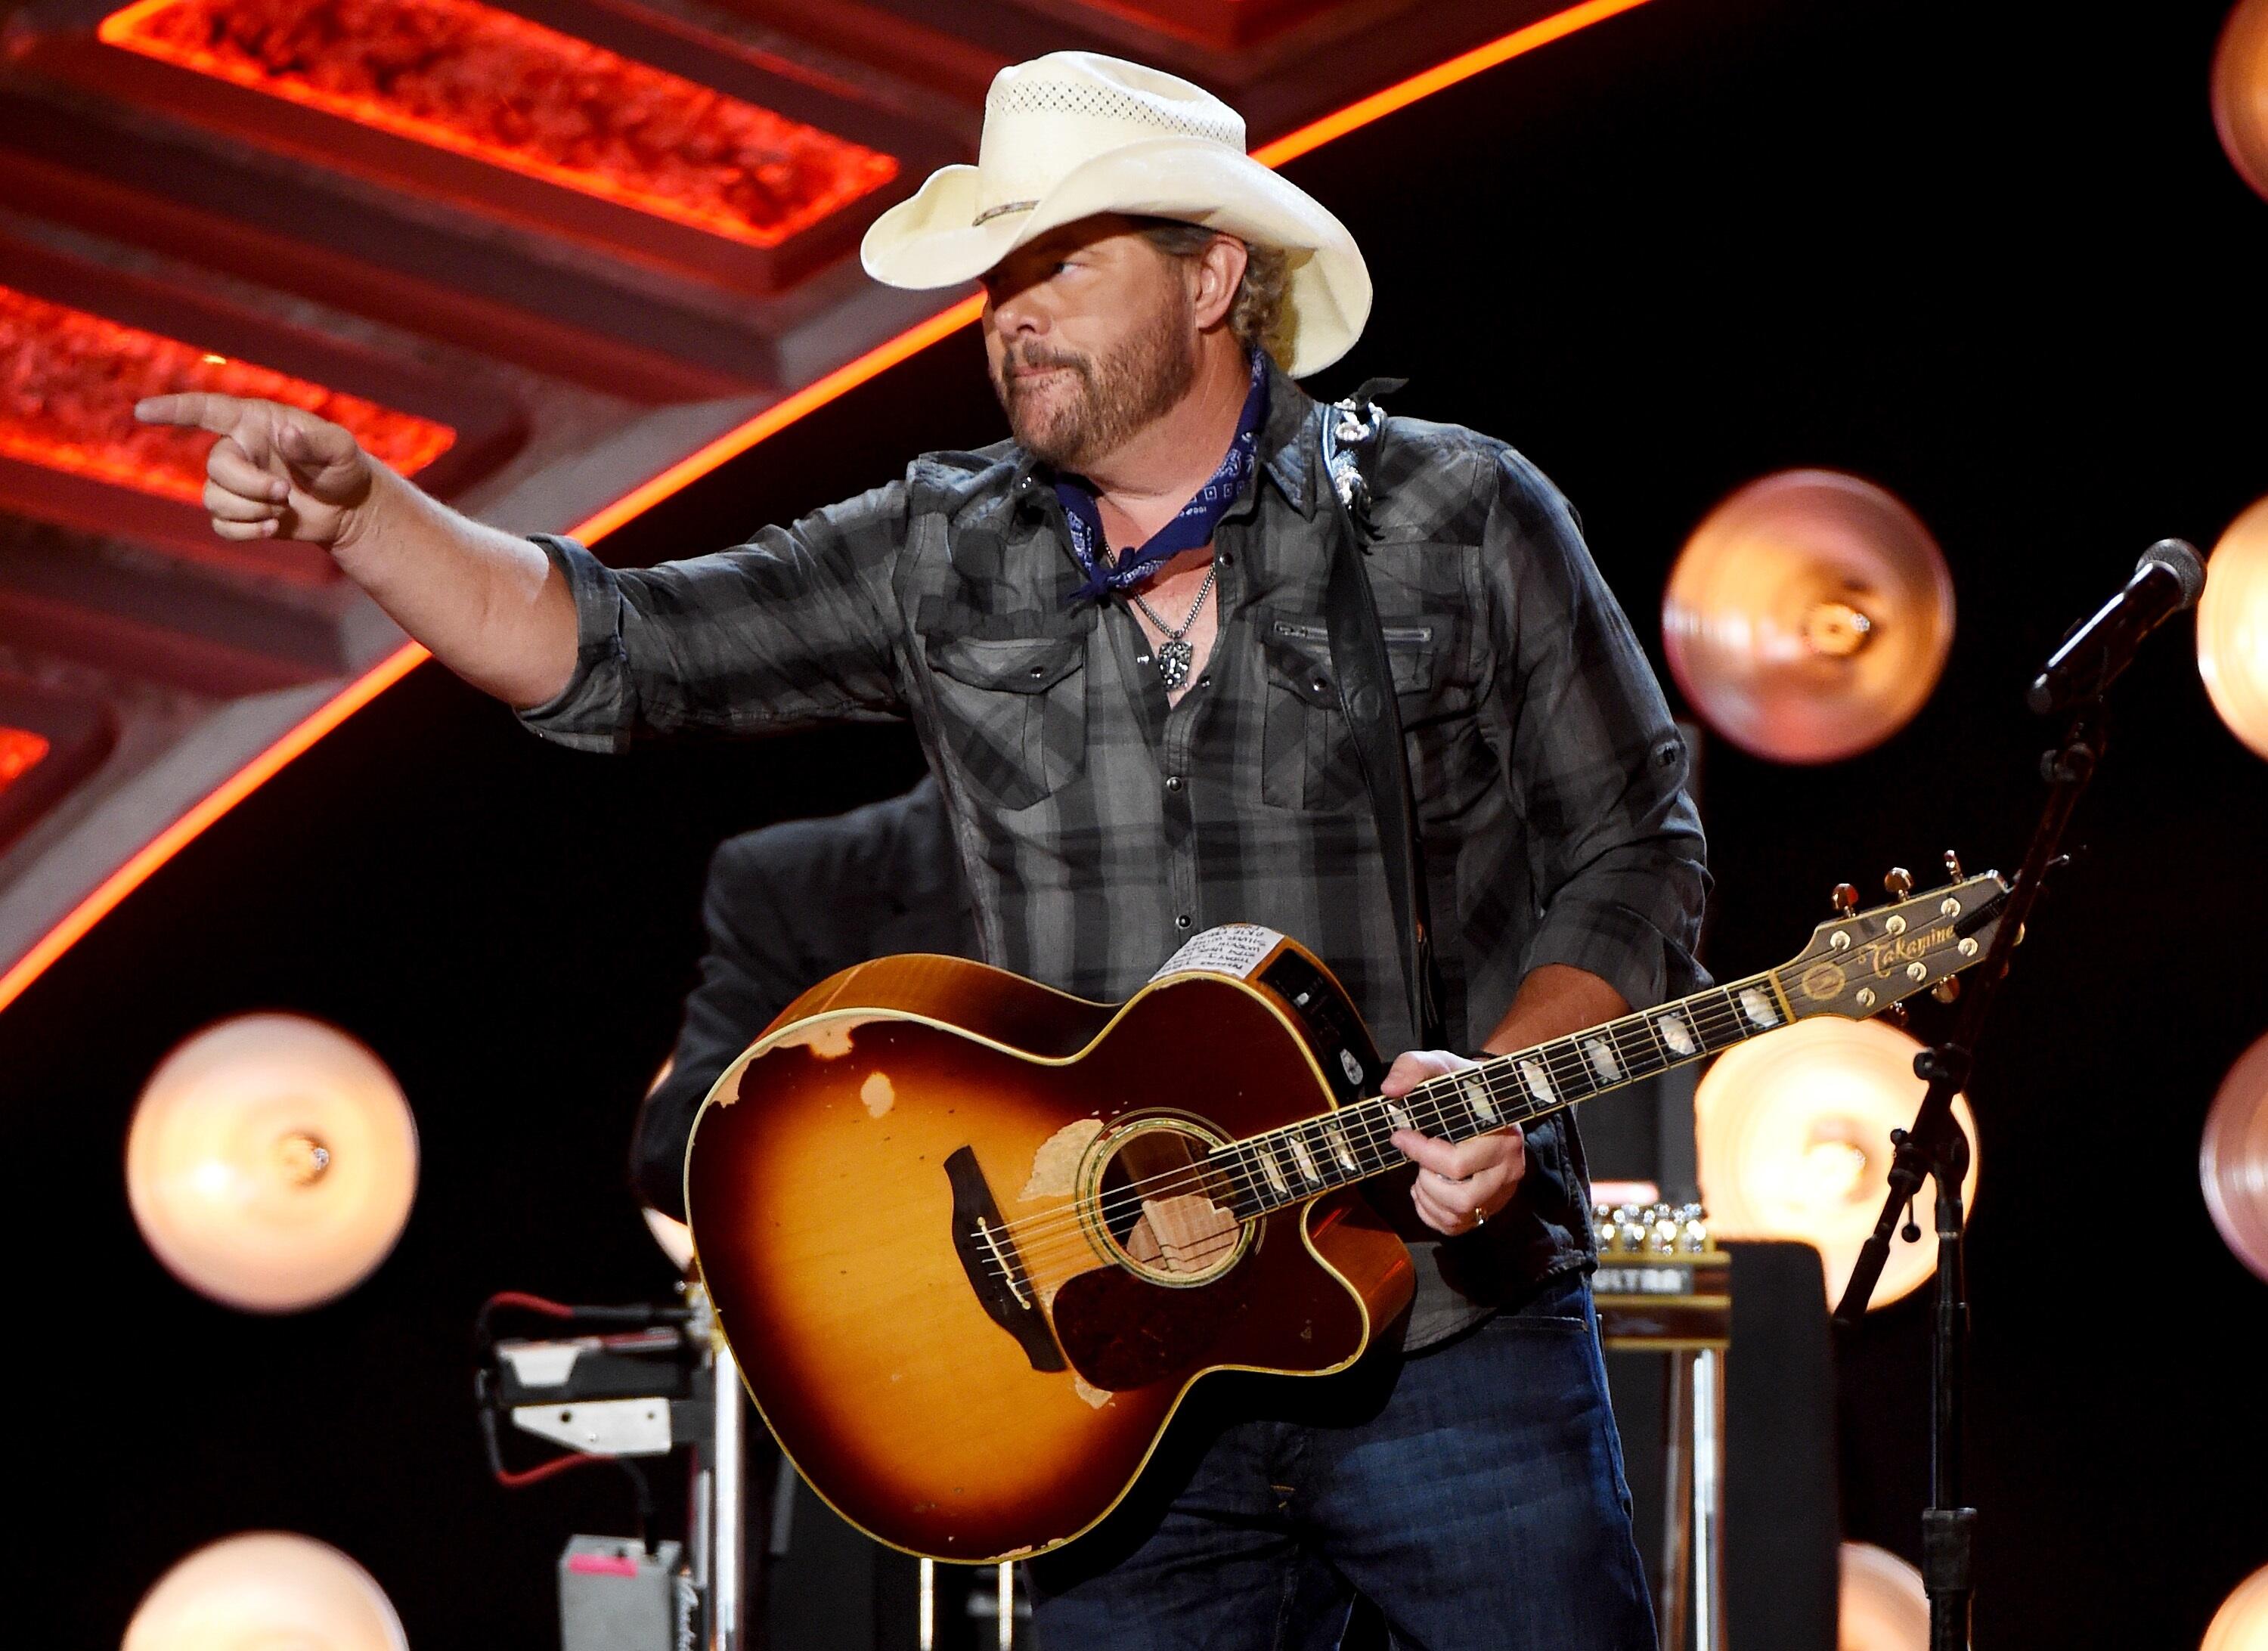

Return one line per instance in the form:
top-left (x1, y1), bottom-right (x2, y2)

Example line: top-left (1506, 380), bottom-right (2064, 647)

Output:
top-left (1054, 351), bottom-right (1268, 606)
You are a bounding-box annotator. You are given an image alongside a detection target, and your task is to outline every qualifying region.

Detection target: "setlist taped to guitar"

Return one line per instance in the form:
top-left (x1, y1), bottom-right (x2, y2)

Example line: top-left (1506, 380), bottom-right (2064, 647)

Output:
top-left (1149, 924), bottom-right (1286, 982)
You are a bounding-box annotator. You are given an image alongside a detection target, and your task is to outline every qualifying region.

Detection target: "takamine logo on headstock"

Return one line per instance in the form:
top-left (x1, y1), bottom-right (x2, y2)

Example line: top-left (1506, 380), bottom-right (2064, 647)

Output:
top-left (1782, 866), bottom-right (2012, 1022)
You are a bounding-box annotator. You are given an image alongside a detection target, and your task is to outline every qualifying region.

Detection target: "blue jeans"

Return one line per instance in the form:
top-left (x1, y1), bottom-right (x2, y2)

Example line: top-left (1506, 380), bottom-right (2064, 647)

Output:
top-left (1025, 1272), bottom-right (1655, 1651)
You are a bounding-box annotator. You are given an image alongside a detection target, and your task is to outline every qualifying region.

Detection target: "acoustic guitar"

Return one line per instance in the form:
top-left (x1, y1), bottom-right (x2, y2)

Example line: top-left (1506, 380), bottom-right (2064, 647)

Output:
top-left (683, 869), bottom-right (2008, 1563)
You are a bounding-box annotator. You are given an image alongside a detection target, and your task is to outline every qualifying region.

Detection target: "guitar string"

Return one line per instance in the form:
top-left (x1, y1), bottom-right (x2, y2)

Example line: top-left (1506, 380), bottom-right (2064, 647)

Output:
top-left (984, 910), bottom-right (1992, 1279)
top-left (981, 910), bottom-right (1991, 1283)
top-left (974, 974), bottom-right (1802, 1277)
top-left (977, 973), bottom-right (1793, 1271)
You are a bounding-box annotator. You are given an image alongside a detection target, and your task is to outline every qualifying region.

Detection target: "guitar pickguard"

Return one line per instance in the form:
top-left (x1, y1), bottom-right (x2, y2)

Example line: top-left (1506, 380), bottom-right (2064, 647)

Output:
top-left (1049, 1256), bottom-right (1261, 1392)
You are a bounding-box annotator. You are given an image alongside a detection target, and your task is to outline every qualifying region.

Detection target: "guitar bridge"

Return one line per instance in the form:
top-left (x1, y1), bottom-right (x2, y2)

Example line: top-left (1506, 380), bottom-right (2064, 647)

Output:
top-left (945, 1147), bottom-right (1066, 1374)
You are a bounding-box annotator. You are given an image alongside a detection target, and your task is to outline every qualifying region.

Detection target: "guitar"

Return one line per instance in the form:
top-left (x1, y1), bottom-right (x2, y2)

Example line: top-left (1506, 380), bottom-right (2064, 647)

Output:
top-left (683, 870), bottom-right (2009, 1563)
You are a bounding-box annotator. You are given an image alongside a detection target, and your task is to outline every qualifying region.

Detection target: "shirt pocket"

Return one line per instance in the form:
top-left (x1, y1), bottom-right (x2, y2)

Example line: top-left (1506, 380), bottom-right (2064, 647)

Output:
top-left (923, 631), bottom-right (1090, 812)
top-left (1256, 610), bottom-right (1445, 811)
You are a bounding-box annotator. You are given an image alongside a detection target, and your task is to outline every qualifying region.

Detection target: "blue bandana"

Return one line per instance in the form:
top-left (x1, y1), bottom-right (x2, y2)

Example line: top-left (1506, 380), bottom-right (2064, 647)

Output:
top-left (1054, 352), bottom-right (1269, 605)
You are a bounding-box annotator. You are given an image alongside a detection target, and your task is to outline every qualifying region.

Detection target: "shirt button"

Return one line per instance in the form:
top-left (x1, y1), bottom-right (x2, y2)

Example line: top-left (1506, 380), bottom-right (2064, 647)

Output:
top-left (1176, 914), bottom-right (1194, 930)
top-left (1164, 774), bottom-right (1183, 791)
top-left (1028, 665), bottom-right (1046, 679)
top-left (1198, 674), bottom-right (1212, 687)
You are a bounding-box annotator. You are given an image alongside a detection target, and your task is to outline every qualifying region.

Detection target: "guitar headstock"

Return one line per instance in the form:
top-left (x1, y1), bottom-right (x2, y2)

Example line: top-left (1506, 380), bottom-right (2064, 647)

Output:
top-left (1779, 860), bottom-right (2012, 1023)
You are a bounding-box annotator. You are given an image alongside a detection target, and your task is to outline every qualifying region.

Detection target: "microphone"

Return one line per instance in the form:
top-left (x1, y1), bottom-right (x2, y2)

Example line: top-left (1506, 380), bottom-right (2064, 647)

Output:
top-left (2027, 539), bottom-right (2205, 714)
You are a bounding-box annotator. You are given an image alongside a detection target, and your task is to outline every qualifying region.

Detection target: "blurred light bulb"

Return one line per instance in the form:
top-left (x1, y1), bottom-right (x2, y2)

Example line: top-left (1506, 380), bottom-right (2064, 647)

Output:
top-left (123, 1532), bottom-right (407, 1651)
top-left (1663, 469), bottom-right (1954, 764)
top-left (2202, 1030), bottom-right (2268, 1284)
top-left (2214, 0), bottom-right (2268, 202)
top-left (2200, 496), bottom-right (2268, 762)
top-left (2204, 1563), bottom-right (2268, 1651)
top-left (127, 1014), bottom-right (417, 1312)
top-left (1697, 1018), bottom-right (1977, 1307)
top-left (1839, 1542), bottom-right (1928, 1651)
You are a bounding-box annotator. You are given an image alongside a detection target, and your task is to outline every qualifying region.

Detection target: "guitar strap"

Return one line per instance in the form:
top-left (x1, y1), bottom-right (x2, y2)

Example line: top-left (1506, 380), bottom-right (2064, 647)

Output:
top-left (1317, 379), bottom-right (1450, 1053)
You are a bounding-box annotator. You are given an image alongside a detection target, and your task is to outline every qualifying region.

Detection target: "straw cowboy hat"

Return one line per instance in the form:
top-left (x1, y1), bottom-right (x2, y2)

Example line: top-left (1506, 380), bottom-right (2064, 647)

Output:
top-left (860, 52), bottom-right (1371, 378)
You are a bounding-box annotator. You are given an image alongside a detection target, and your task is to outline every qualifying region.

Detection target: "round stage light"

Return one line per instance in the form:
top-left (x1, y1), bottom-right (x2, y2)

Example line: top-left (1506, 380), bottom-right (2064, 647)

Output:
top-left (2204, 1564), bottom-right (2268, 1651)
top-left (1696, 1018), bottom-right (1978, 1308)
top-left (2199, 496), bottom-right (2268, 762)
top-left (1663, 469), bottom-right (1954, 764)
top-left (126, 1013), bottom-right (418, 1312)
top-left (123, 1532), bottom-right (407, 1651)
top-left (1839, 1541), bottom-right (1928, 1651)
top-left (2214, 0), bottom-right (2268, 203)
top-left (2201, 1031), bottom-right (2268, 1284)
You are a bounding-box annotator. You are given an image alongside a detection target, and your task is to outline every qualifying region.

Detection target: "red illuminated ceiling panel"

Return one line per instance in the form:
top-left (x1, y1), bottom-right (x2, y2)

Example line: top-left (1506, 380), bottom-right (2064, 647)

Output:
top-left (99, 0), bottom-right (900, 252)
top-left (0, 728), bottom-right (48, 793)
top-left (0, 283), bottom-right (455, 505)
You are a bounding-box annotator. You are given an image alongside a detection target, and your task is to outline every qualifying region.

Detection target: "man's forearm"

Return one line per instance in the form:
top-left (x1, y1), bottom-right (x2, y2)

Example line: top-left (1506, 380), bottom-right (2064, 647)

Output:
top-left (333, 464), bottom-right (579, 709)
top-left (1477, 963), bottom-right (1630, 1057)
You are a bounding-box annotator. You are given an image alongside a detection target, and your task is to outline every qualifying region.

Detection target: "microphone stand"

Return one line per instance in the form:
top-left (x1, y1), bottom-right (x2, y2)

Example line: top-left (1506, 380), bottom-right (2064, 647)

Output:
top-left (1833, 695), bottom-right (2108, 1651)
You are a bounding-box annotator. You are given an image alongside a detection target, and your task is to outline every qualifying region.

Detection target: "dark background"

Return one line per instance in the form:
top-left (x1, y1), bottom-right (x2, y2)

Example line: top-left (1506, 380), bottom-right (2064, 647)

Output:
top-left (9, 0), bottom-right (2266, 1643)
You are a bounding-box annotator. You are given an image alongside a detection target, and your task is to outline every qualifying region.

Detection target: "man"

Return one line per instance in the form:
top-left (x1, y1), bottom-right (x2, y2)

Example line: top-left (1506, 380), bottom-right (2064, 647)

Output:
top-left (141, 51), bottom-right (1704, 1648)
top-left (633, 776), bottom-right (971, 1219)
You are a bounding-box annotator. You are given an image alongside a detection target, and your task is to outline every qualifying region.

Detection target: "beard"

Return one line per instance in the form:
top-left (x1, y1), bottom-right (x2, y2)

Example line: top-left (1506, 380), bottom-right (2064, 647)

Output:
top-left (990, 290), bottom-right (1199, 475)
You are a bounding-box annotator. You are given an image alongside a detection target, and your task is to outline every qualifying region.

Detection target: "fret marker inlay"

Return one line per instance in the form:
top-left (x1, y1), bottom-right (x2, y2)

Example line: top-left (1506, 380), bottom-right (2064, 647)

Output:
top-left (1463, 1076), bottom-right (1498, 1124)
top-left (1585, 1037), bottom-right (1622, 1084)
top-left (1739, 987), bottom-right (1779, 1028)
top-left (1324, 1120), bottom-right (1358, 1172)
top-left (1386, 1103), bottom-right (1414, 1131)
top-left (1517, 1059), bottom-right (1555, 1107)
top-left (1656, 1013), bottom-right (1697, 1056)
top-left (1287, 1134), bottom-right (1321, 1184)
top-left (1258, 1146), bottom-right (1288, 1196)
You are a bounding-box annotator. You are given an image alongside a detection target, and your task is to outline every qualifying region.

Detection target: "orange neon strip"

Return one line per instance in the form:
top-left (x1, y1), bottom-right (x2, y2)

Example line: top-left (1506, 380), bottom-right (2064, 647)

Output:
top-left (0, 283), bottom-right (454, 503)
top-left (1252, 0), bottom-right (1655, 166)
top-left (0, 0), bottom-right (1649, 1019)
top-left (99, 0), bottom-right (897, 251)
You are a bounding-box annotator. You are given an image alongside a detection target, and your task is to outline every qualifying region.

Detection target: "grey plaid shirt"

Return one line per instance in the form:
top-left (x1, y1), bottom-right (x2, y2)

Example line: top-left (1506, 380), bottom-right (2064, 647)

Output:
top-left (522, 357), bottom-right (1706, 1348)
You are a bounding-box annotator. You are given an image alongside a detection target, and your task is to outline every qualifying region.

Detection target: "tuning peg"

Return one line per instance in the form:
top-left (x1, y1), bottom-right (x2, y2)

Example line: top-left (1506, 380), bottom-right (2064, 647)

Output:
top-left (1932, 978), bottom-right (1961, 1004)
top-left (1881, 1001), bottom-right (1910, 1029)
top-left (1884, 866), bottom-right (1914, 898)
top-left (1943, 849), bottom-right (1963, 879)
top-left (1831, 882), bottom-right (1860, 915)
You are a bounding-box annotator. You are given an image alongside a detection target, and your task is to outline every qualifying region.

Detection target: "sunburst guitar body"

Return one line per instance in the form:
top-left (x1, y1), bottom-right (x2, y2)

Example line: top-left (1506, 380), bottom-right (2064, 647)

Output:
top-left (685, 928), bottom-right (1411, 1564)
top-left (686, 881), bottom-right (2010, 1563)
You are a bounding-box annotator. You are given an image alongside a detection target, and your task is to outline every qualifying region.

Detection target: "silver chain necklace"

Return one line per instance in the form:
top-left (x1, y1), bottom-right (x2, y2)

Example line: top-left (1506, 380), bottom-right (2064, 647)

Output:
top-left (1128, 561), bottom-right (1217, 690)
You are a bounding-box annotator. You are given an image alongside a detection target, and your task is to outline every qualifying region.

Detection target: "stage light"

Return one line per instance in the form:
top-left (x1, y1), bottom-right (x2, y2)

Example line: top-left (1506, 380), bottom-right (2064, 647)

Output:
top-left (126, 1014), bottom-right (418, 1312)
top-left (123, 1531), bottom-right (407, 1651)
top-left (0, 283), bottom-right (454, 504)
top-left (2205, 1565), bottom-right (2268, 1651)
top-left (2201, 1031), bottom-right (2268, 1284)
top-left (1696, 1018), bottom-right (1977, 1308)
top-left (1838, 1542), bottom-right (1928, 1651)
top-left (99, 0), bottom-right (897, 252)
top-left (2214, 0), bottom-right (2268, 203)
top-left (2200, 496), bottom-right (2268, 761)
top-left (1662, 469), bottom-right (1954, 764)
top-left (0, 726), bottom-right (50, 791)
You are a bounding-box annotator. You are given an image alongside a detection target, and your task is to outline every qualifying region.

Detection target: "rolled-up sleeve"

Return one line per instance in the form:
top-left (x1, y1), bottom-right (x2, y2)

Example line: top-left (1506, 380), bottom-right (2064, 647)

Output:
top-left (1483, 451), bottom-right (1709, 1012)
top-left (516, 481), bottom-right (912, 753)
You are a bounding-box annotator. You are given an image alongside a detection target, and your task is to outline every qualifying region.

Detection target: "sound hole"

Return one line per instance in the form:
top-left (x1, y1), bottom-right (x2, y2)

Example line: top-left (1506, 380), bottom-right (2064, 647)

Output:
top-left (1092, 1123), bottom-right (1250, 1287)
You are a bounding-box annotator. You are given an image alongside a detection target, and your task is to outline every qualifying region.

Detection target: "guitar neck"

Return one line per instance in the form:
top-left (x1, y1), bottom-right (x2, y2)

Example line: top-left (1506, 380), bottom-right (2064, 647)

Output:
top-left (1210, 970), bottom-right (1799, 1219)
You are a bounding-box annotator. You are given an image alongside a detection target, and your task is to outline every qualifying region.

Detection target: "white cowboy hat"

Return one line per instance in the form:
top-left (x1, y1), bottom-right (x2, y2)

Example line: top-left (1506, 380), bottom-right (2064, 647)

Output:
top-left (860, 51), bottom-right (1371, 378)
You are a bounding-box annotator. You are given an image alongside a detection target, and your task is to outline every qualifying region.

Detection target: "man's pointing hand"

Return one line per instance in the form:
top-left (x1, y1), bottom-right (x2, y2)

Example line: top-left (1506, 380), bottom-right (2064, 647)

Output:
top-left (135, 394), bottom-right (373, 550)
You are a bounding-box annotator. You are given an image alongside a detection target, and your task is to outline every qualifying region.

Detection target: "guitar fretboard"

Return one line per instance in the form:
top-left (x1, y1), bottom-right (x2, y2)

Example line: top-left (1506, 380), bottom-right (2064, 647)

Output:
top-left (1207, 971), bottom-right (1796, 1219)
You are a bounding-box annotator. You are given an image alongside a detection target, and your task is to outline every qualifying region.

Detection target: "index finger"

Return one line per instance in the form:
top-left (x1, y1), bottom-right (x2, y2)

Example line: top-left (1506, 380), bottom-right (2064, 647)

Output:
top-left (134, 392), bottom-right (249, 435)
